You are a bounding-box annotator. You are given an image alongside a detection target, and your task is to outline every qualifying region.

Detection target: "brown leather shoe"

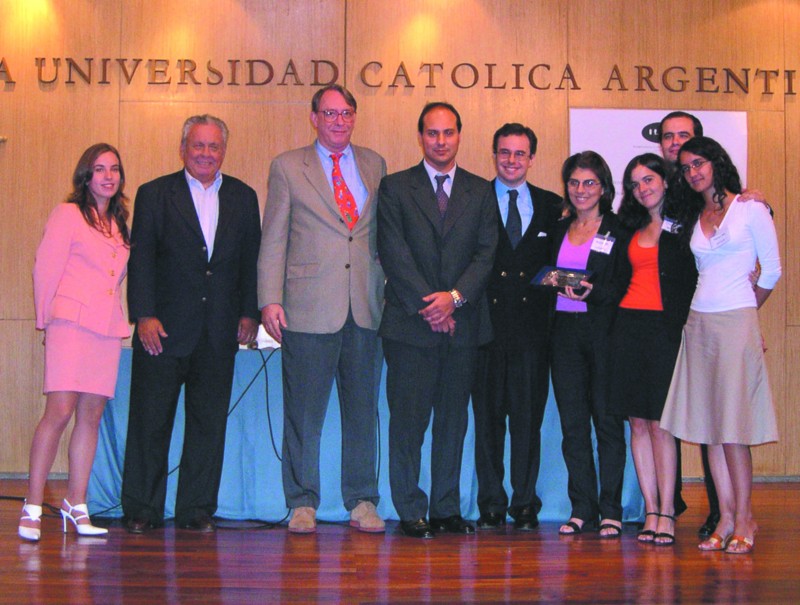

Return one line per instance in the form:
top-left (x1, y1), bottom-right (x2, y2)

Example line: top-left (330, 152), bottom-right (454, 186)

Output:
top-left (349, 501), bottom-right (385, 533)
top-left (288, 506), bottom-right (317, 534)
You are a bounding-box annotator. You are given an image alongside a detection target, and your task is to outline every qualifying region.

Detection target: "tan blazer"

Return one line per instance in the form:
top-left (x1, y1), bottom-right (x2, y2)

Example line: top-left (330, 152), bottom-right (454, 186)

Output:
top-left (258, 143), bottom-right (387, 333)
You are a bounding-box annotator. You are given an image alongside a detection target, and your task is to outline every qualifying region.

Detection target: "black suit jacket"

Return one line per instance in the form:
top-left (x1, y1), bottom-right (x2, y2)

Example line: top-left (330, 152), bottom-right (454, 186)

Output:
top-left (485, 181), bottom-right (562, 352)
top-left (550, 212), bottom-right (631, 338)
top-left (617, 226), bottom-right (698, 338)
top-left (127, 170), bottom-right (261, 356)
top-left (377, 162), bottom-right (498, 348)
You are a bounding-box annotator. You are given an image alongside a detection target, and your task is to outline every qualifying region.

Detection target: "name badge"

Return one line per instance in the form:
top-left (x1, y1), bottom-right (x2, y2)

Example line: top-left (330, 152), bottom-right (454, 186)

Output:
top-left (709, 227), bottom-right (730, 249)
top-left (591, 232), bottom-right (615, 254)
top-left (662, 218), bottom-right (681, 234)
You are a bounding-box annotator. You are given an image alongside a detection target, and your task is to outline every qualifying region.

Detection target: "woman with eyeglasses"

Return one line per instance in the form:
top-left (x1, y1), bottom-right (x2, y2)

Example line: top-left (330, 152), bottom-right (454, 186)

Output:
top-left (549, 151), bottom-right (631, 538)
top-left (19, 143), bottom-right (130, 541)
top-left (661, 137), bottom-right (781, 554)
top-left (608, 153), bottom-right (698, 546)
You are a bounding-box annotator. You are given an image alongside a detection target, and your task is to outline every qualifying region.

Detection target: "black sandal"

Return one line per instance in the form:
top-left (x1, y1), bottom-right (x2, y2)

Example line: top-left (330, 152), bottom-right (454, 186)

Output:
top-left (559, 518), bottom-right (596, 535)
top-left (654, 513), bottom-right (676, 546)
top-left (637, 512), bottom-right (659, 542)
top-left (599, 521), bottom-right (623, 539)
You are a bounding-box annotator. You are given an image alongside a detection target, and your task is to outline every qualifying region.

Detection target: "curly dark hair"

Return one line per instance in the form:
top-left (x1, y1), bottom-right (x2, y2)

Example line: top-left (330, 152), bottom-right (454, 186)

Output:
top-left (561, 151), bottom-right (614, 217)
top-left (618, 153), bottom-right (669, 231)
top-left (67, 143), bottom-right (130, 245)
top-left (669, 136), bottom-right (742, 243)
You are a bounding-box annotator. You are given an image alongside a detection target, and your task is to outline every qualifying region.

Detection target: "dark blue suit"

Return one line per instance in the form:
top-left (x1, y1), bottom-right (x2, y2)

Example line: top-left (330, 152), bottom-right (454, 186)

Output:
top-left (122, 170), bottom-right (260, 525)
top-left (378, 162), bottom-right (497, 521)
top-left (471, 182), bottom-right (562, 518)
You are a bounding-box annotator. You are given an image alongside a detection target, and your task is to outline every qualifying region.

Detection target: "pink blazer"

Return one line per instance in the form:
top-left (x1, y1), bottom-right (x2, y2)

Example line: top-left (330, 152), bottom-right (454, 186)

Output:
top-left (33, 203), bottom-right (130, 337)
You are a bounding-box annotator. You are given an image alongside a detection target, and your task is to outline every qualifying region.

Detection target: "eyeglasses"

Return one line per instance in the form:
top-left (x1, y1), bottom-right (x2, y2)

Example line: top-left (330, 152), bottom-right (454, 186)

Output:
top-left (318, 109), bottom-right (356, 123)
top-left (496, 150), bottom-right (530, 160)
top-left (567, 179), bottom-right (600, 190)
top-left (680, 158), bottom-right (709, 174)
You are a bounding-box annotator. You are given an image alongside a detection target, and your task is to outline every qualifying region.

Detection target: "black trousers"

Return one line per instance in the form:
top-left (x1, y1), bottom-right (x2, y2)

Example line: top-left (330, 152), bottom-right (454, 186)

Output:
top-left (383, 338), bottom-right (477, 522)
top-left (121, 331), bottom-right (236, 525)
top-left (550, 312), bottom-right (625, 522)
top-left (472, 342), bottom-right (549, 515)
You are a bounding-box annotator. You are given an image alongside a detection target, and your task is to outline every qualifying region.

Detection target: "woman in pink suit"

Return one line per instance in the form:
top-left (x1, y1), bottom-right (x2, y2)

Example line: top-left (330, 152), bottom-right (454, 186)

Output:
top-left (19, 143), bottom-right (130, 541)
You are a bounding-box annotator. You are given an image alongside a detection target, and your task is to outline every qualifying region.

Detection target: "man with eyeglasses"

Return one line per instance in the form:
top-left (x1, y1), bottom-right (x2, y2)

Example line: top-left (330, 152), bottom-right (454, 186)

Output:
top-left (258, 84), bottom-right (387, 534)
top-left (471, 123), bottom-right (562, 531)
top-left (378, 102), bottom-right (497, 538)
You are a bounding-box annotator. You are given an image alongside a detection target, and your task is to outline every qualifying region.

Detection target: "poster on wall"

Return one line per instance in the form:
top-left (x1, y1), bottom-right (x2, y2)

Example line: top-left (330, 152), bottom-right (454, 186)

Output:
top-left (569, 109), bottom-right (748, 210)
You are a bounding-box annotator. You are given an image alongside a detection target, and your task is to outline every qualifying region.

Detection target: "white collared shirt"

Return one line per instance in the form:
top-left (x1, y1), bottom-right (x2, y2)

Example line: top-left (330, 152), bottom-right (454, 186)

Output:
top-left (422, 160), bottom-right (456, 197)
top-left (185, 169), bottom-right (222, 260)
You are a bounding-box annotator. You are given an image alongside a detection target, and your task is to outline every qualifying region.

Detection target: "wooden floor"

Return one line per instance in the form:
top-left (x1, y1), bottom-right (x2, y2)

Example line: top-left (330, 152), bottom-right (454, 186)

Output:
top-left (1, 480), bottom-right (798, 604)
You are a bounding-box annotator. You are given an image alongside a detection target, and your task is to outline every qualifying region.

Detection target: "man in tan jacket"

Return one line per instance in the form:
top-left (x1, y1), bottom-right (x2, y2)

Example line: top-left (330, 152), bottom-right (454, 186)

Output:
top-left (258, 84), bottom-right (387, 534)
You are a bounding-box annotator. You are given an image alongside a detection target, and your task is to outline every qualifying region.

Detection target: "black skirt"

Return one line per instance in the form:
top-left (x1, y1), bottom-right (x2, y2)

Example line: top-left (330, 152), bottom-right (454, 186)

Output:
top-left (608, 308), bottom-right (681, 421)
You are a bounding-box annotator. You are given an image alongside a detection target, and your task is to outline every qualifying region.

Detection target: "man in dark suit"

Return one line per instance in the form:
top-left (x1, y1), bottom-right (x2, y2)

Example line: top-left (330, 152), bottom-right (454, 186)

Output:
top-left (658, 110), bottom-right (706, 532)
top-left (472, 123), bottom-right (562, 531)
top-left (122, 114), bottom-right (261, 533)
top-left (378, 102), bottom-right (497, 538)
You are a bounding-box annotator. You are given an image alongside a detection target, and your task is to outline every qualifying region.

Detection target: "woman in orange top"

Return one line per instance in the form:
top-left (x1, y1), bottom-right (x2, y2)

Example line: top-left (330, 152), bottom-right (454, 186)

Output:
top-left (19, 144), bottom-right (130, 541)
top-left (609, 153), bottom-right (697, 545)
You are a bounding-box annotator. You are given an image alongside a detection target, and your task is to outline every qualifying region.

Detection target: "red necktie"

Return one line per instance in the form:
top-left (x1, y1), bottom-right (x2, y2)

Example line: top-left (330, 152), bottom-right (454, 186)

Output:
top-left (330, 153), bottom-right (359, 230)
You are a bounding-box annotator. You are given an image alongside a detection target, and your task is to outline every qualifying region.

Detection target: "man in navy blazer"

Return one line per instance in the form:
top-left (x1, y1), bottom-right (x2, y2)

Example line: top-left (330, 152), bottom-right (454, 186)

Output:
top-left (472, 123), bottom-right (562, 531)
top-left (378, 102), bottom-right (497, 538)
top-left (122, 114), bottom-right (261, 533)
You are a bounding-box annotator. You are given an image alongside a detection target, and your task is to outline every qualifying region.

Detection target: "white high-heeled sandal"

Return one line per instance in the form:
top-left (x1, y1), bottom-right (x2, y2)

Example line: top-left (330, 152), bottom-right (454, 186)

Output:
top-left (19, 502), bottom-right (43, 542)
top-left (61, 499), bottom-right (108, 536)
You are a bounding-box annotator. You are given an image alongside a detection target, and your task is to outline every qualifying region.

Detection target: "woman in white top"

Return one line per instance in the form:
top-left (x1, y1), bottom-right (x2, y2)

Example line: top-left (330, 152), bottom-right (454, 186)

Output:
top-left (661, 136), bottom-right (781, 555)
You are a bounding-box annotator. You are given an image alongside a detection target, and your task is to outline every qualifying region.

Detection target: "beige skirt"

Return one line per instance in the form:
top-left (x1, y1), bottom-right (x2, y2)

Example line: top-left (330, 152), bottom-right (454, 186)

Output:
top-left (660, 308), bottom-right (778, 446)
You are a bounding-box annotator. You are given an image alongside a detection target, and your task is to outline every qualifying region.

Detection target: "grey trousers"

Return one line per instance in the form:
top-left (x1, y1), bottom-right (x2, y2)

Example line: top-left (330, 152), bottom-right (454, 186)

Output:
top-left (280, 313), bottom-right (382, 511)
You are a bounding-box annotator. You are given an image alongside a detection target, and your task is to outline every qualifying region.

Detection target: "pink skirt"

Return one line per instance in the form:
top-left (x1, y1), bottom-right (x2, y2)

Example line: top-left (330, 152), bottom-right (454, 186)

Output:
top-left (44, 320), bottom-right (122, 399)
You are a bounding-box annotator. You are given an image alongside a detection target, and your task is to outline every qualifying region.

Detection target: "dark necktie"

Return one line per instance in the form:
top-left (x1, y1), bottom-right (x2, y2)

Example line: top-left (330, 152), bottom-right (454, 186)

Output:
top-left (435, 174), bottom-right (449, 218)
top-left (506, 189), bottom-right (522, 248)
top-left (330, 153), bottom-right (359, 230)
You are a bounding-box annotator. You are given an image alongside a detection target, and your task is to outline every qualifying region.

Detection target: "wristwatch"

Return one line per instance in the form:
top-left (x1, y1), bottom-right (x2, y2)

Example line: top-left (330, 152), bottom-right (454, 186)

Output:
top-left (449, 289), bottom-right (466, 308)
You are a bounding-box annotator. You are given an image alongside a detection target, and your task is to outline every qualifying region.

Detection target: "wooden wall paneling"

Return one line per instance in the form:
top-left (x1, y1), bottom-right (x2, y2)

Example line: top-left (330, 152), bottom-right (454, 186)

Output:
top-left (784, 0), bottom-right (800, 326)
top-left (0, 0), bottom-right (122, 320)
top-left (749, 110), bottom-right (787, 475)
top-left (566, 0), bottom-right (786, 112)
top-left (0, 321), bottom-right (61, 473)
top-left (346, 0), bottom-right (570, 191)
top-left (119, 0), bottom-right (344, 105)
top-left (118, 102), bottom-right (313, 215)
top-left (782, 0), bottom-right (800, 474)
top-left (785, 328), bottom-right (800, 475)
